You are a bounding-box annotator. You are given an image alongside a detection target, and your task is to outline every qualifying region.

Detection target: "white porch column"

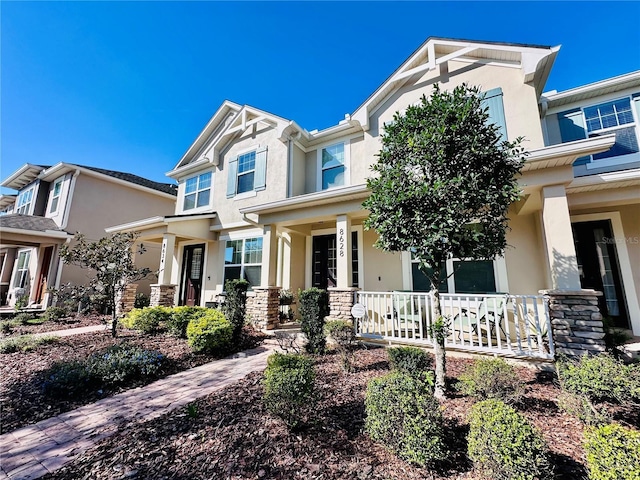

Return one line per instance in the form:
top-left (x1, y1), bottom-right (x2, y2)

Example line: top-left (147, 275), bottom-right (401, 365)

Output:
top-left (261, 225), bottom-right (278, 287)
top-left (158, 233), bottom-right (176, 285)
top-left (541, 185), bottom-right (581, 290)
top-left (336, 214), bottom-right (352, 288)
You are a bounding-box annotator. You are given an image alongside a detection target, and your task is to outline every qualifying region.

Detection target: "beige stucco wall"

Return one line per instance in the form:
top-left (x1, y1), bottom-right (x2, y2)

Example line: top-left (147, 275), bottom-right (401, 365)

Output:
top-left (361, 228), bottom-right (403, 291)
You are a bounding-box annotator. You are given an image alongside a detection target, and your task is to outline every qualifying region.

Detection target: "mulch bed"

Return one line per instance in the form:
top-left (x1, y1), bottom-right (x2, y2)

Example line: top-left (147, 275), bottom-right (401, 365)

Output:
top-left (0, 326), bottom-right (266, 434)
top-left (40, 347), bottom-right (639, 480)
top-left (0, 314), bottom-right (106, 337)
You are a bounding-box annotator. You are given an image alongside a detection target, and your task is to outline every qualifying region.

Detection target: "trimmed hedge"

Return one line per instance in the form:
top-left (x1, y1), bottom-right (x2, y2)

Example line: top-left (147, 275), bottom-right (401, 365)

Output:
top-left (584, 423), bottom-right (640, 480)
top-left (325, 320), bottom-right (357, 372)
top-left (222, 279), bottom-right (249, 341)
top-left (186, 309), bottom-right (233, 354)
top-left (387, 346), bottom-right (432, 377)
top-left (458, 357), bottom-right (524, 404)
top-left (299, 288), bottom-right (329, 354)
top-left (467, 399), bottom-right (551, 480)
top-left (263, 352), bottom-right (315, 429)
top-left (121, 307), bottom-right (171, 334)
top-left (167, 306), bottom-right (209, 338)
top-left (365, 372), bottom-right (446, 467)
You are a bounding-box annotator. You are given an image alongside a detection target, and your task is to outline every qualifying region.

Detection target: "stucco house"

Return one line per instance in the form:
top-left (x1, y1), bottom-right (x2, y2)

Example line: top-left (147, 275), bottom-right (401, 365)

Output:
top-left (0, 163), bottom-right (177, 308)
top-left (107, 37), bottom-right (640, 350)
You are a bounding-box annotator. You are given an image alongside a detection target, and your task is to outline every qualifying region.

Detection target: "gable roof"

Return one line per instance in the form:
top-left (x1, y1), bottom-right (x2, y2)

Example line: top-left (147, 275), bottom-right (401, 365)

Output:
top-left (0, 214), bottom-right (67, 233)
top-left (1, 164), bottom-right (50, 190)
top-left (351, 37), bottom-right (559, 130)
top-left (76, 165), bottom-right (177, 195)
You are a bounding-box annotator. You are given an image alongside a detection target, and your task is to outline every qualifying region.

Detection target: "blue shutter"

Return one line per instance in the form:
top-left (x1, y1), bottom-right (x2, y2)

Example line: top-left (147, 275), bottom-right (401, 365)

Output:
top-left (481, 87), bottom-right (508, 141)
top-left (557, 109), bottom-right (589, 166)
top-left (253, 147), bottom-right (267, 191)
top-left (226, 158), bottom-right (238, 198)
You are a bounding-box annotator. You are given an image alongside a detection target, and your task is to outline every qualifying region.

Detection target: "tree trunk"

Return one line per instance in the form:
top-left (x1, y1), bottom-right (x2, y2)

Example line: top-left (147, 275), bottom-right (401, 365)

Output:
top-left (431, 287), bottom-right (446, 400)
top-left (109, 292), bottom-right (118, 338)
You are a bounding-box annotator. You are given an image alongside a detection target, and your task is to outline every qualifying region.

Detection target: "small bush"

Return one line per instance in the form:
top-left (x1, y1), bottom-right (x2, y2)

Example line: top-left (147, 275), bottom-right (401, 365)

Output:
top-left (584, 423), bottom-right (640, 480)
top-left (43, 306), bottom-right (69, 323)
top-left (387, 346), bottom-right (432, 377)
top-left (222, 279), bottom-right (249, 342)
top-left (325, 320), bottom-right (357, 372)
top-left (134, 293), bottom-right (151, 309)
top-left (186, 310), bottom-right (233, 354)
top-left (0, 319), bottom-right (20, 334)
top-left (458, 357), bottom-right (524, 404)
top-left (468, 399), bottom-right (552, 480)
top-left (167, 306), bottom-right (209, 338)
top-left (298, 288), bottom-right (329, 354)
top-left (13, 312), bottom-right (36, 325)
top-left (556, 391), bottom-right (609, 426)
top-left (263, 352), bottom-right (315, 429)
top-left (42, 360), bottom-right (94, 398)
top-left (365, 372), bottom-right (446, 467)
top-left (121, 307), bottom-right (170, 335)
top-left (557, 354), bottom-right (635, 404)
top-left (0, 335), bottom-right (59, 354)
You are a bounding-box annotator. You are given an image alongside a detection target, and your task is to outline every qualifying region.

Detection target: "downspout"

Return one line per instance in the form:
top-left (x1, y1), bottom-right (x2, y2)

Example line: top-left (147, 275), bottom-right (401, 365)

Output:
top-left (286, 138), bottom-right (293, 198)
top-left (539, 97), bottom-right (550, 146)
top-left (61, 169), bottom-right (80, 230)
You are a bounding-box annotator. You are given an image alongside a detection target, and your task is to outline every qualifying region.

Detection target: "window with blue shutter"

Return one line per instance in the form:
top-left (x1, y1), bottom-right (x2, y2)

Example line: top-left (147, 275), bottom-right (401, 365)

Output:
top-left (226, 146), bottom-right (268, 197)
top-left (481, 88), bottom-right (508, 141)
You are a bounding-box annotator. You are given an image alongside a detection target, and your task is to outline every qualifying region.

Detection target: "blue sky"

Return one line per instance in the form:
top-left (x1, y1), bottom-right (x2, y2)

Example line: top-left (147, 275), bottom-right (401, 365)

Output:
top-left (2, 1), bottom-right (639, 193)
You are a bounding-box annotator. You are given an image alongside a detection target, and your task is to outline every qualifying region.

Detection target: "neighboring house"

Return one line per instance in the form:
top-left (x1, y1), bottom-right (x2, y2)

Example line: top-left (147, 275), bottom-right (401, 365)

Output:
top-left (107, 37), bottom-right (640, 337)
top-left (0, 163), bottom-right (177, 308)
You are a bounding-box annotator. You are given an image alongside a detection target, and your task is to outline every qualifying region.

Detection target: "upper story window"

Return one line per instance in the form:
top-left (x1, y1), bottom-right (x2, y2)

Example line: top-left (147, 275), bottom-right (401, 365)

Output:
top-left (183, 172), bottom-right (211, 210)
top-left (227, 147), bottom-right (267, 198)
top-left (223, 237), bottom-right (263, 288)
top-left (321, 143), bottom-right (346, 190)
top-left (16, 188), bottom-right (34, 215)
top-left (584, 97), bottom-right (639, 161)
top-left (49, 179), bottom-right (63, 213)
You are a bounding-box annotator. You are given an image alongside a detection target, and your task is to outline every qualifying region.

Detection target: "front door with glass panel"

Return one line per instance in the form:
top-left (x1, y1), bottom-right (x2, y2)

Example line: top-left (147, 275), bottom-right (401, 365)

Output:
top-left (312, 232), bottom-right (359, 289)
top-left (572, 220), bottom-right (629, 329)
top-left (180, 244), bottom-right (205, 306)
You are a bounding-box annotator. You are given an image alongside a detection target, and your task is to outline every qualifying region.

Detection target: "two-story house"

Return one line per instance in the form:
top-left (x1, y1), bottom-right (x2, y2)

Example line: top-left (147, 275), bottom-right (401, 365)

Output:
top-left (0, 163), bottom-right (177, 308)
top-left (107, 37), bottom-right (640, 336)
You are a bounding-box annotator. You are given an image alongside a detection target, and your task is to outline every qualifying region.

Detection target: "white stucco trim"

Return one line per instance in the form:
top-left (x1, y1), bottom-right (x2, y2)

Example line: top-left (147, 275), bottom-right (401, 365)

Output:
top-left (570, 211), bottom-right (640, 335)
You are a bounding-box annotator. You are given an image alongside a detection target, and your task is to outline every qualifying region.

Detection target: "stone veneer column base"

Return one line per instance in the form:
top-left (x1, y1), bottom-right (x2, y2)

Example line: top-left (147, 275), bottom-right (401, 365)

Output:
top-left (247, 287), bottom-right (280, 330)
top-left (540, 289), bottom-right (606, 357)
top-left (116, 283), bottom-right (138, 317)
top-left (327, 287), bottom-right (359, 322)
top-left (150, 284), bottom-right (177, 307)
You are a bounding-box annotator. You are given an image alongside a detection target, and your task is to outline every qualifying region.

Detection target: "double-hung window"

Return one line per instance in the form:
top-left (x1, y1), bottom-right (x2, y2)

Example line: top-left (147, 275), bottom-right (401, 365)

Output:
top-left (321, 143), bottom-right (346, 190)
top-left (16, 188), bottom-right (34, 215)
top-left (223, 237), bottom-right (263, 288)
top-left (183, 172), bottom-right (211, 211)
top-left (410, 253), bottom-right (497, 294)
top-left (226, 147), bottom-right (267, 198)
top-left (49, 179), bottom-right (63, 213)
top-left (237, 151), bottom-right (256, 194)
top-left (583, 97), bottom-right (639, 162)
top-left (13, 250), bottom-right (31, 288)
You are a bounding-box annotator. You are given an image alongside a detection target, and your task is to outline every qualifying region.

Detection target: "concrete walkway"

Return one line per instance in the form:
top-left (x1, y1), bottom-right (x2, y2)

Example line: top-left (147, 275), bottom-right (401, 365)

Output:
top-left (0, 340), bottom-right (277, 480)
top-left (32, 324), bottom-right (106, 338)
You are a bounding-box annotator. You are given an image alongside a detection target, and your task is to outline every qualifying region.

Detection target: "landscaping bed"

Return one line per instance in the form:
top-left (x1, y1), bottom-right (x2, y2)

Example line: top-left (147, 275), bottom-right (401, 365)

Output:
top-left (0, 326), bottom-right (266, 434)
top-left (41, 347), bottom-right (638, 480)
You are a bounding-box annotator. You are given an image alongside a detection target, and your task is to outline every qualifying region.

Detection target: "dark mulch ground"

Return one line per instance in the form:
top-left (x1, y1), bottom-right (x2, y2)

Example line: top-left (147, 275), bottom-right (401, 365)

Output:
top-left (0, 313), bottom-right (106, 337)
top-left (39, 347), bottom-right (639, 480)
top-left (0, 326), bottom-right (266, 434)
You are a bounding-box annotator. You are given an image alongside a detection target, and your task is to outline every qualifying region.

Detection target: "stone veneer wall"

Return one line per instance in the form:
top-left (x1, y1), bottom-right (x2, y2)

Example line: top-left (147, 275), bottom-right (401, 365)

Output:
top-left (115, 283), bottom-right (138, 317)
top-left (247, 287), bottom-right (280, 330)
top-left (541, 289), bottom-right (606, 357)
top-left (150, 284), bottom-right (176, 307)
top-left (327, 287), bottom-right (359, 321)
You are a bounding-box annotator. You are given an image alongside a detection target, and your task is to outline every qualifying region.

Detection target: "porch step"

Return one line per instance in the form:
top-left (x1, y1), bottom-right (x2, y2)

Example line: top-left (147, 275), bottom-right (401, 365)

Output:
top-left (622, 337), bottom-right (640, 361)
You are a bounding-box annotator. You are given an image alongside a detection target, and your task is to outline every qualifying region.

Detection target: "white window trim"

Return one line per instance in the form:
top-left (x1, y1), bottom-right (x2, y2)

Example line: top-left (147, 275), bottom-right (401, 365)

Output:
top-left (316, 140), bottom-right (350, 192)
top-left (16, 187), bottom-right (35, 215)
top-left (236, 150), bottom-right (257, 195)
top-left (49, 178), bottom-right (63, 214)
top-left (181, 170), bottom-right (213, 213)
top-left (581, 95), bottom-right (640, 169)
top-left (222, 236), bottom-right (263, 290)
top-left (13, 249), bottom-right (31, 289)
top-left (401, 252), bottom-right (509, 294)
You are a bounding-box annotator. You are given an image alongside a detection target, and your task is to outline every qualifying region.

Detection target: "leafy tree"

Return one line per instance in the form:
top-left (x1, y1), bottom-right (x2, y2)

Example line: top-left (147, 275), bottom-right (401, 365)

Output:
top-left (363, 84), bottom-right (526, 398)
top-left (58, 233), bottom-right (152, 337)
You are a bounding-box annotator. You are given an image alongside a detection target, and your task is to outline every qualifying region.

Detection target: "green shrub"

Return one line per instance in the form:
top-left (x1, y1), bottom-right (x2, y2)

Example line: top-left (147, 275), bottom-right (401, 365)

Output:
top-left (467, 399), bottom-right (552, 480)
top-left (43, 306), bottom-right (69, 323)
top-left (134, 293), bottom-right (150, 309)
top-left (458, 357), bottom-right (524, 404)
top-left (557, 354), bottom-right (635, 404)
top-left (42, 343), bottom-right (165, 399)
top-left (222, 279), bottom-right (249, 342)
top-left (263, 352), bottom-right (315, 429)
top-left (387, 346), bottom-right (432, 378)
top-left (0, 335), bottom-right (59, 354)
top-left (365, 372), bottom-right (446, 467)
top-left (167, 306), bottom-right (209, 338)
top-left (186, 309), bottom-right (233, 354)
top-left (121, 307), bottom-right (170, 334)
top-left (584, 423), bottom-right (640, 480)
top-left (325, 320), bottom-right (357, 372)
top-left (0, 319), bottom-right (20, 334)
top-left (298, 287), bottom-right (329, 354)
top-left (556, 391), bottom-right (609, 426)
top-left (13, 312), bottom-right (36, 325)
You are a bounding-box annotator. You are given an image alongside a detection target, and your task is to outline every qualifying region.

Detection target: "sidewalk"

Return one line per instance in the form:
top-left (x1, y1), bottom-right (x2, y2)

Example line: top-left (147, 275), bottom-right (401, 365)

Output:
top-left (32, 325), bottom-right (106, 338)
top-left (0, 340), bottom-right (277, 480)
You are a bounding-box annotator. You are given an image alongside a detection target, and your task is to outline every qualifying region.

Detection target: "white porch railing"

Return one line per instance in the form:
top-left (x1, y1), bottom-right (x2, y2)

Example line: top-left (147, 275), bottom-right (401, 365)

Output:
top-left (354, 291), bottom-right (554, 360)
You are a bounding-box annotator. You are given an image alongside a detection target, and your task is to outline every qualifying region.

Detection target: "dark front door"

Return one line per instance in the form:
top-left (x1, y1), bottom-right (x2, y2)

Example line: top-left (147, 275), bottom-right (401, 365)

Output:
top-left (180, 244), bottom-right (205, 306)
top-left (35, 246), bottom-right (54, 304)
top-left (312, 235), bottom-right (337, 289)
top-left (572, 220), bottom-right (629, 329)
